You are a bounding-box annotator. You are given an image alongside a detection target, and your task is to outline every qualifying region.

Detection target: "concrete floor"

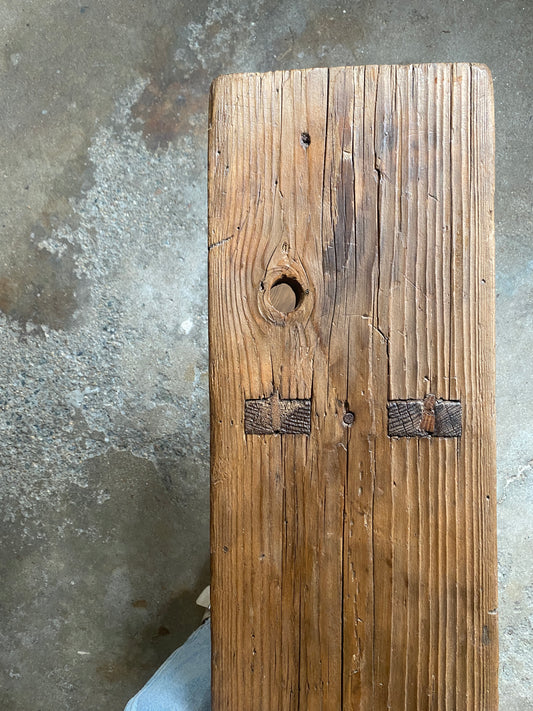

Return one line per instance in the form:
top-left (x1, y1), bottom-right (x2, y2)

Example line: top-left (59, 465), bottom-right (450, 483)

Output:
top-left (0, 0), bottom-right (530, 708)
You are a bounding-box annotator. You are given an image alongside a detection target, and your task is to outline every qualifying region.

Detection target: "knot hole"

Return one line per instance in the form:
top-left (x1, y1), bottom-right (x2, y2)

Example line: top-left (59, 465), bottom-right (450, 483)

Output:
top-left (269, 276), bottom-right (304, 314)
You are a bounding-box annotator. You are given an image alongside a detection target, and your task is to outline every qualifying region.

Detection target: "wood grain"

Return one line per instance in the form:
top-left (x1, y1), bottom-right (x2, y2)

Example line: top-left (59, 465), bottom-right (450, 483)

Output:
top-left (208, 63), bottom-right (497, 710)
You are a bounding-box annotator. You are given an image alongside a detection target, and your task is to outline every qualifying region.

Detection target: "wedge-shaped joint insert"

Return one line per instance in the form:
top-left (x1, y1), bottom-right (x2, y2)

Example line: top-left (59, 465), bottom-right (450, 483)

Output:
top-left (244, 392), bottom-right (311, 435)
top-left (388, 394), bottom-right (462, 438)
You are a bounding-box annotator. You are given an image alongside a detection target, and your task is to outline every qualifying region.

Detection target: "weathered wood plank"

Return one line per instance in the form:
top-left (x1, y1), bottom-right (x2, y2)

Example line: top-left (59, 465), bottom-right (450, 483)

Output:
top-left (208, 63), bottom-right (497, 710)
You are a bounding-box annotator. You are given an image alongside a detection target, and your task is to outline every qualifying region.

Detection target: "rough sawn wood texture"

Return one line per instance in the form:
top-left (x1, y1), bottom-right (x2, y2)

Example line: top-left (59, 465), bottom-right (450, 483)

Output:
top-left (208, 63), bottom-right (497, 710)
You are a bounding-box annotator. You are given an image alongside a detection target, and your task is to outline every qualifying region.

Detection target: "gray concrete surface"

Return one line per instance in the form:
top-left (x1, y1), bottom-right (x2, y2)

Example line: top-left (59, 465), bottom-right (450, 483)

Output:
top-left (0, 0), bottom-right (530, 708)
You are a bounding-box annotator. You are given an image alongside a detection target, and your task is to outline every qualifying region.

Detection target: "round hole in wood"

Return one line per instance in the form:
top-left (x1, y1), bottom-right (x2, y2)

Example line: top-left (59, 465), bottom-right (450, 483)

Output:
top-left (269, 276), bottom-right (304, 314)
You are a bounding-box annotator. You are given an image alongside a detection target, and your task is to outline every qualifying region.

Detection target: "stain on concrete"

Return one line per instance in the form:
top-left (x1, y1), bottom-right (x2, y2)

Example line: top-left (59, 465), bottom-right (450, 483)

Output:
top-left (132, 79), bottom-right (207, 151)
top-left (125, 587), bottom-right (208, 676)
top-left (96, 586), bottom-right (208, 685)
top-left (0, 66), bottom-right (211, 707)
top-left (0, 449), bottom-right (210, 708)
top-left (132, 599), bottom-right (148, 609)
top-left (0, 0), bottom-right (207, 333)
top-left (0, 238), bottom-right (83, 330)
top-left (130, 25), bottom-right (208, 151)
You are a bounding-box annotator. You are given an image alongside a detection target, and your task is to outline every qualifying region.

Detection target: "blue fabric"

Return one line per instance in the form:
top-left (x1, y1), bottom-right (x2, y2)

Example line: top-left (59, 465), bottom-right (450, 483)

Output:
top-left (124, 620), bottom-right (211, 711)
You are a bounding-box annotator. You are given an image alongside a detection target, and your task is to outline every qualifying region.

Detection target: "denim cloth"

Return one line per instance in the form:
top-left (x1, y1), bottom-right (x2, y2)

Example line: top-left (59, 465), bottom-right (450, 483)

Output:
top-left (124, 620), bottom-right (211, 711)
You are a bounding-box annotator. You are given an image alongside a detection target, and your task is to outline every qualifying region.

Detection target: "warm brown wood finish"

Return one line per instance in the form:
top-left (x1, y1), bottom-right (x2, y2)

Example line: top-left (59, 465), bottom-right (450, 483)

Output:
top-left (208, 63), bottom-right (497, 710)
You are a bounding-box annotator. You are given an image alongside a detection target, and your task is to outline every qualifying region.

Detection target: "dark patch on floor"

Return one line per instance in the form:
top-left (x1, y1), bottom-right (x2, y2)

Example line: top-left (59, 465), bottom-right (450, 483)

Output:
top-left (0, 449), bottom-right (210, 708)
top-left (131, 80), bottom-right (207, 151)
top-left (0, 230), bottom-right (84, 331)
top-left (284, 5), bottom-right (365, 59)
top-left (131, 24), bottom-right (212, 151)
top-left (97, 584), bottom-right (209, 685)
top-left (129, 4), bottom-right (369, 153)
top-left (132, 599), bottom-right (148, 609)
